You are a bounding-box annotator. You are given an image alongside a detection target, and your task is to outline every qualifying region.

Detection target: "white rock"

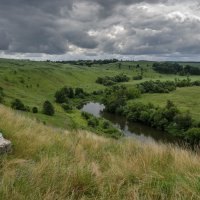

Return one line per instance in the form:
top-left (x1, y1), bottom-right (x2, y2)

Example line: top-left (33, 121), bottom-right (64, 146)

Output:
top-left (0, 133), bottom-right (11, 153)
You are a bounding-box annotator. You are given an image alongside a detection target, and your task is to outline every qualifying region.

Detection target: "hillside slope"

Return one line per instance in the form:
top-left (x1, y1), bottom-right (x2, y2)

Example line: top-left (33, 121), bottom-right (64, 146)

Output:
top-left (0, 105), bottom-right (200, 200)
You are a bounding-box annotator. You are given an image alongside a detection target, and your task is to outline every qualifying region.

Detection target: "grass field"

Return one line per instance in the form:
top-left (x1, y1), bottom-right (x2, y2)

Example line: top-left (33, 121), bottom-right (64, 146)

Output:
top-left (0, 59), bottom-right (159, 130)
top-left (131, 86), bottom-right (200, 121)
top-left (1, 105), bottom-right (200, 199)
top-left (0, 59), bottom-right (200, 199)
top-left (0, 58), bottom-right (200, 129)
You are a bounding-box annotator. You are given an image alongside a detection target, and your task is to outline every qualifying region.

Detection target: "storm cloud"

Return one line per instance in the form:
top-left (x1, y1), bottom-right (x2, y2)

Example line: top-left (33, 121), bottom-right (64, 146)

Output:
top-left (0, 0), bottom-right (200, 60)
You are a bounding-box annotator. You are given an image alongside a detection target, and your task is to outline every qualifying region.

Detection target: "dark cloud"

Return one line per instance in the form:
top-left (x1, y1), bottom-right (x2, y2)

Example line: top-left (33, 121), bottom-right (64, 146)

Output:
top-left (0, 0), bottom-right (199, 60)
top-left (0, 31), bottom-right (10, 50)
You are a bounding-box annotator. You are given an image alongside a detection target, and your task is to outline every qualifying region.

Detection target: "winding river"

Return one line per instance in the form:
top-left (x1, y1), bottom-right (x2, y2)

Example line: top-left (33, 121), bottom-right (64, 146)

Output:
top-left (81, 102), bottom-right (176, 144)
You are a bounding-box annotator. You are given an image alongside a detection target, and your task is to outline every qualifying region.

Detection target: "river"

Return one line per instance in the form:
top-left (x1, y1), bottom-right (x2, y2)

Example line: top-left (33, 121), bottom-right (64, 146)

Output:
top-left (81, 102), bottom-right (176, 144)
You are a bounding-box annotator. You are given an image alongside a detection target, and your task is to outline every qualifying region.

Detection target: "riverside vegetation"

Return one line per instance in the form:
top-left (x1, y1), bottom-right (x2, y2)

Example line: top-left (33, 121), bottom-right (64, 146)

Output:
top-left (0, 59), bottom-right (200, 199)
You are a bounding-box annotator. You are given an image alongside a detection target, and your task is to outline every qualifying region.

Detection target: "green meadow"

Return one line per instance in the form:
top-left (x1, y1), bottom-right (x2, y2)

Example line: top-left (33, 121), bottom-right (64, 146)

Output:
top-left (0, 58), bottom-right (200, 129)
top-left (132, 86), bottom-right (200, 120)
top-left (0, 59), bottom-right (200, 199)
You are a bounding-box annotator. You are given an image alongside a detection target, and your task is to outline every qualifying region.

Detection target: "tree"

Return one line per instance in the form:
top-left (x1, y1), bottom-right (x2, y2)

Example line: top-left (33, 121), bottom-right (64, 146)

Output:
top-left (75, 88), bottom-right (84, 98)
top-left (43, 101), bottom-right (55, 116)
top-left (55, 86), bottom-right (74, 103)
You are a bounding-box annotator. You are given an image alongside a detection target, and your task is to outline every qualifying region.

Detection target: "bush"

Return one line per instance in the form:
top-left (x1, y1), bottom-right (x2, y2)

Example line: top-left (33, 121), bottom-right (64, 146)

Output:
top-left (102, 120), bottom-right (110, 129)
top-left (55, 87), bottom-right (74, 103)
top-left (184, 128), bottom-right (200, 144)
top-left (11, 99), bottom-right (27, 111)
top-left (133, 75), bottom-right (143, 80)
top-left (103, 86), bottom-right (140, 113)
top-left (81, 112), bottom-right (91, 120)
top-left (92, 90), bottom-right (103, 95)
top-left (96, 73), bottom-right (130, 86)
top-left (138, 80), bottom-right (176, 93)
top-left (62, 103), bottom-right (73, 111)
top-left (174, 112), bottom-right (192, 131)
top-left (75, 88), bottom-right (85, 97)
top-left (43, 101), bottom-right (55, 116)
top-left (126, 88), bottom-right (141, 99)
top-left (32, 107), bottom-right (38, 113)
top-left (87, 117), bottom-right (99, 127)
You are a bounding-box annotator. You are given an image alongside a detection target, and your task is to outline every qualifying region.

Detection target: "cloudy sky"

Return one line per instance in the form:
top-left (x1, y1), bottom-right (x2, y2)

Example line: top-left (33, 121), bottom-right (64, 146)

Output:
top-left (0, 0), bottom-right (200, 61)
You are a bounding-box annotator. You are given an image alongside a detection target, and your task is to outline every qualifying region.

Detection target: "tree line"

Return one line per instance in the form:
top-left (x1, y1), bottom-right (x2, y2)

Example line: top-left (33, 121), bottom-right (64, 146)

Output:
top-left (102, 85), bottom-right (200, 144)
top-left (53, 59), bottom-right (119, 67)
top-left (137, 78), bottom-right (200, 93)
top-left (153, 62), bottom-right (200, 75)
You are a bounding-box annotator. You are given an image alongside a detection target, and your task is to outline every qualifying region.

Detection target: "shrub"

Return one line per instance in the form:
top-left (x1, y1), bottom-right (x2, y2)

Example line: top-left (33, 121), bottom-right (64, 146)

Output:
top-left (103, 86), bottom-right (140, 113)
top-left (43, 101), bottom-right (55, 116)
top-left (11, 99), bottom-right (27, 111)
top-left (126, 88), bottom-right (141, 99)
top-left (32, 107), bottom-right (38, 113)
top-left (87, 117), bottom-right (99, 127)
top-left (174, 112), bottom-right (192, 131)
top-left (62, 103), bottom-right (73, 111)
top-left (138, 80), bottom-right (176, 93)
top-left (96, 73), bottom-right (129, 86)
top-left (184, 128), bottom-right (200, 144)
top-left (81, 112), bottom-right (91, 120)
top-left (55, 87), bottom-right (74, 103)
top-left (133, 75), bottom-right (143, 80)
top-left (102, 120), bottom-right (110, 129)
top-left (75, 88), bottom-right (84, 97)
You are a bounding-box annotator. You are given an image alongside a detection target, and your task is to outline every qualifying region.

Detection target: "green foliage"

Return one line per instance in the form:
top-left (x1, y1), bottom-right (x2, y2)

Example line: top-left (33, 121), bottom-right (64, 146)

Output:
top-left (55, 87), bottom-right (87, 104)
top-left (75, 88), bottom-right (85, 98)
top-left (87, 118), bottom-right (99, 127)
top-left (96, 73), bottom-right (130, 86)
top-left (184, 128), bottom-right (200, 144)
top-left (32, 107), bottom-right (38, 113)
top-left (56, 59), bottom-right (119, 65)
top-left (43, 101), bottom-right (55, 116)
top-left (61, 103), bottom-right (73, 112)
top-left (104, 99), bottom-right (196, 140)
top-left (103, 86), bottom-right (141, 114)
top-left (81, 111), bottom-right (122, 139)
top-left (11, 99), bottom-right (28, 111)
top-left (138, 78), bottom-right (200, 94)
top-left (0, 87), bottom-right (4, 103)
top-left (138, 80), bottom-right (176, 93)
top-left (153, 62), bottom-right (200, 75)
top-left (55, 86), bottom-right (74, 103)
top-left (174, 112), bottom-right (192, 131)
top-left (133, 75), bottom-right (143, 80)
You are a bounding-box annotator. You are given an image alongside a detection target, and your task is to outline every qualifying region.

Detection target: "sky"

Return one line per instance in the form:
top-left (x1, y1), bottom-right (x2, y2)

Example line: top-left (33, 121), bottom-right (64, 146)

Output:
top-left (0, 0), bottom-right (200, 61)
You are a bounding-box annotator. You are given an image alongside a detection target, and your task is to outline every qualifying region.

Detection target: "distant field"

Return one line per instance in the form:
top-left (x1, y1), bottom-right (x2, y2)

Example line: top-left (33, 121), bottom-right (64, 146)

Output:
top-left (131, 86), bottom-right (200, 120)
top-left (0, 58), bottom-right (200, 128)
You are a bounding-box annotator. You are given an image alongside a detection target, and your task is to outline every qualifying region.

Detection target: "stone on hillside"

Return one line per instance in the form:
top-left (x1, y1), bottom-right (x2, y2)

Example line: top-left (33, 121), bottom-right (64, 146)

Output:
top-left (0, 133), bottom-right (11, 154)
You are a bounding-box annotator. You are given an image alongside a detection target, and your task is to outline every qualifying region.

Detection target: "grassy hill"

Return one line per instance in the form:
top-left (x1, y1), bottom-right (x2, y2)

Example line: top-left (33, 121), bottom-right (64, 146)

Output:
top-left (132, 86), bottom-right (200, 120)
top-left (0, 58), bottom-right (200, 130)
top-left (1, 105), bottom-right (200, 199)
top-left (0, 59), bottom-right (200, 199)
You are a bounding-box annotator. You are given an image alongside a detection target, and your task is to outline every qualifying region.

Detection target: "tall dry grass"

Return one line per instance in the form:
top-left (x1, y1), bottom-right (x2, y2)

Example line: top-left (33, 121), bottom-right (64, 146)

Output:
top-left (0, 105), bottom-right (200, 200)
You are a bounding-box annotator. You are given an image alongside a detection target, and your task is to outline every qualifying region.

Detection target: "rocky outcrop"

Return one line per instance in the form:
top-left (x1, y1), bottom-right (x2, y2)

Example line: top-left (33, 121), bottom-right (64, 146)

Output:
top-left (0, 133), bottom-right (11, 154)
